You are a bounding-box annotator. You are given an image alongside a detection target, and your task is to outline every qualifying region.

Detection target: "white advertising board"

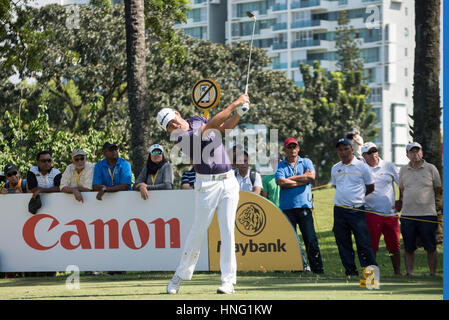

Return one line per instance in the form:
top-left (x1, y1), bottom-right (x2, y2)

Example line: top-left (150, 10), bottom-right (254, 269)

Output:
top-left (0, 190), bottom-right (208, 272)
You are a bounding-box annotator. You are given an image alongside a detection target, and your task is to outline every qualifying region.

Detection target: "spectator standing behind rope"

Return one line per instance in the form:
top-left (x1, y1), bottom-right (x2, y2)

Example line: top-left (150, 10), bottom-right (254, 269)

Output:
top-left (133, 144), bottom-right (174, 200)
top-left (331, 138), bottom-right (377, 276)
top-left (276, 138), bottom-right (324, 274)
top-left (60, 149), bottom-right (94, 202)
top-left (362, 142), bottom-right (402, 276)
top-left (397, 142), bottom-right (442, 276)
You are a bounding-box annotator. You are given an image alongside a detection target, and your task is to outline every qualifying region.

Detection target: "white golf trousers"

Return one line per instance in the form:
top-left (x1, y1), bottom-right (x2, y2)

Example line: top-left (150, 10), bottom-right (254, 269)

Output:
top-left (174, 170), bottom-right (239, 284)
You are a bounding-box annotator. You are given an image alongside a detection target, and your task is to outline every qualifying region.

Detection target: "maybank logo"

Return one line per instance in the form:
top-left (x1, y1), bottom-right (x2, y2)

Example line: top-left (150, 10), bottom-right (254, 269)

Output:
top-left (235, 202), bottom-right (266, 237)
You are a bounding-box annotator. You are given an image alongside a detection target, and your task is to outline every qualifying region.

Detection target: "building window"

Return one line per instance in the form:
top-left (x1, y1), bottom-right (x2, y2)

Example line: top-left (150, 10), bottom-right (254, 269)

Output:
top-left (405, 88), bottom-right (409, 97)
top-left (405, 68), bottom-right (408, 77)
top-left (368, 87), bottom-right (382, 103)
top-left (405, 7), bottom-right (408, 16)
top-left (404, 27), bottom-right (409, 37)
top-left (405, 47), bottom-right (408, 56)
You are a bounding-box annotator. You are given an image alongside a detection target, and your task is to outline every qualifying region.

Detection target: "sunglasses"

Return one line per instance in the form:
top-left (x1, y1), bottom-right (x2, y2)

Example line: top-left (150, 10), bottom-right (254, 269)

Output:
top-left (285, 144), bottom-right (298, 149)
top-left (6, 171), bottom-right (17, 177)
top-left (73, 156), bottom-right (85, 162)
top-left (151, 151), bottom-right (163, 156)
top-left (39, 158), bottom-right (52, 163)
top-left (366, 148), bottom-right (378, 155)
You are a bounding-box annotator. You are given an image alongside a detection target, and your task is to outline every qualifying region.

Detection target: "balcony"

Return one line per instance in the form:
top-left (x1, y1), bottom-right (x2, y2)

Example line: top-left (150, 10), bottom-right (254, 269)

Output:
top-left (273, 2), bottom-right (287, 11)
top-left (290, 19), bottom-right (321, 29)
top-left (272, 42), bottom-right (288, 50)
top-left (272, 22), bottom-right (287, 31)
top-left (291, 0), bottom-right (320, 9)
top-left (272, 62), bottom-right (288, 70)
top-left (291, 39), bottom-right (321, 48)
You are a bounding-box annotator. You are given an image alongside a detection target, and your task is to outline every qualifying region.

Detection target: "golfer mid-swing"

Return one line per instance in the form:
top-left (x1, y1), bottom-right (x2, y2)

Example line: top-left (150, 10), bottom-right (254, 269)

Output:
top-left (157, 93), bottom-right (250, 294)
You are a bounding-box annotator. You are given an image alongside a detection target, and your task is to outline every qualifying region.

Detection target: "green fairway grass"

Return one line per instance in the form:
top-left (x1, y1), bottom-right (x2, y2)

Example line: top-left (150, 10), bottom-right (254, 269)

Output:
top-left (0, 188), bottom-right (443, 300)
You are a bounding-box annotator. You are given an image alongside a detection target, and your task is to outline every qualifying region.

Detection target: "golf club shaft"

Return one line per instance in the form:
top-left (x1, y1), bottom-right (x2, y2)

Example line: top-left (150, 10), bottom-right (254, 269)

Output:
top-left (245, 17), bottom-right (256, 95)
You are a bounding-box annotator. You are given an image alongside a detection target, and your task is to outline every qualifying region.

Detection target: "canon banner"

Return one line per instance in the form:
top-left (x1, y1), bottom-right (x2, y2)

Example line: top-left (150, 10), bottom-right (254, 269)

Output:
top-left (0, 191), bottom-right (208, 272)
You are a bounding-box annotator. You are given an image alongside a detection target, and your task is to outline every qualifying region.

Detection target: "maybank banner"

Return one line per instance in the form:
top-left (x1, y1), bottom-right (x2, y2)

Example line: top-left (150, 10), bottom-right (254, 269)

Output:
top-left (0, 191), bottom-right (302, 272)
top-left (209, 191), bottom-right (304, 272)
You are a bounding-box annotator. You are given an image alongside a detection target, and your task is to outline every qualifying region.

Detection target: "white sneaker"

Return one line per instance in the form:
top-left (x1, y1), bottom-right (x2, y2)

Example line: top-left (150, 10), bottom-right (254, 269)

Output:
top-left (217, 282), bottom-right (235, 294)
top-left (167, 275), bottom-right (182, 294)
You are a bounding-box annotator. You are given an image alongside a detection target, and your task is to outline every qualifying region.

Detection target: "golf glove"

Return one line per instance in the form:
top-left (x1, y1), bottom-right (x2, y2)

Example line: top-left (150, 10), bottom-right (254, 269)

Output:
top-left (237, 103), bottom-right (250, 117)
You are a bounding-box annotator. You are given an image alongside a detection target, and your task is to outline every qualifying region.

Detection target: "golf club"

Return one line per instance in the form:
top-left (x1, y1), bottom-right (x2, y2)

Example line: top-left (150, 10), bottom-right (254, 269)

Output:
top-left (241, 11), bottom-right (256, 113)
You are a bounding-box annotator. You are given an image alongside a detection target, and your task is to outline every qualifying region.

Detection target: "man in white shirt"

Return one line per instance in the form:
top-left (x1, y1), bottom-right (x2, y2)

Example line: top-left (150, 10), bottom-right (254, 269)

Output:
top-left (362, 142), bottom-right (402, 275)
top-left (331, 138), bottom-right (377, 276)
top-left (233, 149), bottom-right (262, 195)
top-left (60, 149), bottom-right (94, 202)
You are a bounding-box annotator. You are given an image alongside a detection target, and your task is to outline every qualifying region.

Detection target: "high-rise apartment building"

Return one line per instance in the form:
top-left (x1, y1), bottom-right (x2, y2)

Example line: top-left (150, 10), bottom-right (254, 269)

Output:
top-left (174, 0), bottom-right (228, 43)
top-left (177, 0), bottom-right (415, 166)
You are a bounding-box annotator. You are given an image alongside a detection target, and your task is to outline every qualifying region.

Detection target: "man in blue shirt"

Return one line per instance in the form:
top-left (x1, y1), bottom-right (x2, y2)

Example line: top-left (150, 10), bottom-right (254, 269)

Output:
top-left (93, 142), bottom-right (133, 201)
top-left (275, 138), bottom-right (324, 274)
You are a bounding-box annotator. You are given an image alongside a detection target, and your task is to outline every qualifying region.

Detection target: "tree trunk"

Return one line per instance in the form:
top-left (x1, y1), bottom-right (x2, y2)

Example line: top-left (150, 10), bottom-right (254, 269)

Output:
top-left (413, 0), bottom-right (442, 242)
top-left (413, 0), bottom-right (442, 172)
top-left (124, 0), bottom-right (148, 176)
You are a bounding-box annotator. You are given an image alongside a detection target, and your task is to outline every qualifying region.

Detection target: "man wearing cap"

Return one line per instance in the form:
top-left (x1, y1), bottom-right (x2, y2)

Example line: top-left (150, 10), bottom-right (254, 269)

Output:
top-left (361, 142), bottom-right (402, 275)
top-left (398, 142), bottom-right (441, 276)
top-left (60, 149), bottom-right (94, 202)
top-left (1, 164), bottom-right (27, 194)
top-left (157, 93), bottom-right (249, 295)
top-left (275, 138), bottom-right (323, 274)
top-left (331, 138), bottom-right (377, 276)
top-left (92, 142), bottom-right (132, 201)
top-left (133, 144), bottom-right (174, 200)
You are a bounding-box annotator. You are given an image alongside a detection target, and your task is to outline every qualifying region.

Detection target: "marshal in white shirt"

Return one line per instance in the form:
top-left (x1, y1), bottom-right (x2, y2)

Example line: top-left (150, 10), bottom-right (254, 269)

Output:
top-left (331, 157), bottom-right (374, 207)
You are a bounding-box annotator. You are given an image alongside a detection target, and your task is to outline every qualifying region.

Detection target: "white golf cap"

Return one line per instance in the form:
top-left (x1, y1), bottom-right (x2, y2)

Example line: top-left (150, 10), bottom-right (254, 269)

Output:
top-left (149, 144), bottom-right (164, 153)
top-left (361, 142), bottom-right (377, 154)
top-left (406, 142), bottom-right (422, 152)
top-left (157, 108), bottom-right (177, 130)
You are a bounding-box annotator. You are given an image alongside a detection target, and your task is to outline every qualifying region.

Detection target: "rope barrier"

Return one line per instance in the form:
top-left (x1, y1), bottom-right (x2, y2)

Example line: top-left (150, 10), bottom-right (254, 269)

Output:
top-left (310, 183), bottom-right (442, 225)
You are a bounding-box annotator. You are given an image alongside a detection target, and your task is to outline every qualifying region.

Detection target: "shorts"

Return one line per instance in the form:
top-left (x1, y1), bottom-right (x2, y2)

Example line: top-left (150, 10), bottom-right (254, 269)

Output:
top-left (400, 215), bottom-right (438, 253)
top-left (366, 213), bottom-right (400, 253)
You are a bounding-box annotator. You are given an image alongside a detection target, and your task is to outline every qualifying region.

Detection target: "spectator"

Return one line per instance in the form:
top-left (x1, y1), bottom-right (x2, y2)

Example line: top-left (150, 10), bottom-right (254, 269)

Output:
top-left (60, 149), bottom-right (94, 202)
top-left (0, 171), bottom-right (5, 184)
top-left (275, 138), bottom-right (323, 274)
top-left (362, 142), bottom-right (402, 276)
top-left (346, 127), bottom-right (364, 159)
top-left (331, 138), bottom-right (377, 276)
top-left (181, 166), bottom-right (196, 190)
top-left (133, 144), bottom-right (174, 199)
top-left (261, 153), bottom-right (283, 208)
top-left (232, 149), bottom-right (263, 195)
top-left (27, 150), bottom-right (62, 199)
top-left (1, 164), bottom-right (27, 194)
top-left (398, 142), bottom-right (442, 276)
top-left (93, 142), bottom-right (132, 201)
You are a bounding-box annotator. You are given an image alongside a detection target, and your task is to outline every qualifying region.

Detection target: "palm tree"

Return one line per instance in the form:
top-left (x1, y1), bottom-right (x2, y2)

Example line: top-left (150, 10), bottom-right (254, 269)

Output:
top-left (413, 0), bottom-right (442, 173)
top-left (413, 0), bottom-right (442, 240)
top-left (124, 0), bottom-right (148, 176)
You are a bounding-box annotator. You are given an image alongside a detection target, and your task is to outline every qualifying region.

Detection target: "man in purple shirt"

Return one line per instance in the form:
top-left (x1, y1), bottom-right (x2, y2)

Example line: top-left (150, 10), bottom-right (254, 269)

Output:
top-left (157, 94), bottom-right (250, 295)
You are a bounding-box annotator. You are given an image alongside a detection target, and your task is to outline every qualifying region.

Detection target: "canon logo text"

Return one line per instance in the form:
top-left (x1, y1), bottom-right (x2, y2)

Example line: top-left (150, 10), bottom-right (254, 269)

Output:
top-left (22, 214), bottom-right (180, 251)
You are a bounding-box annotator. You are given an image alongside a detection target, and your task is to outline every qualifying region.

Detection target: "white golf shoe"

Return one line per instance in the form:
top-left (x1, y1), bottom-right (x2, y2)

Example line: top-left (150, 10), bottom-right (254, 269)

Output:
top-left (167, 275), bottom-right (182, 294)
top-left (217, 282), bottom-right (235, 294)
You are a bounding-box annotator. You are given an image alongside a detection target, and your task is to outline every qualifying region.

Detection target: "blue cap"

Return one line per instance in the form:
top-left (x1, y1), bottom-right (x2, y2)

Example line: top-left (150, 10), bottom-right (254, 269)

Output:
top-left (336, 138), bottom-right (352, 148)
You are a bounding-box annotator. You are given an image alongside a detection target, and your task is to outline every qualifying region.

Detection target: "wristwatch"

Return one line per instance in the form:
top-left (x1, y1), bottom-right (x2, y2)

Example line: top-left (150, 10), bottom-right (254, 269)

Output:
top-left (102, 186), bottom-right (107, 192)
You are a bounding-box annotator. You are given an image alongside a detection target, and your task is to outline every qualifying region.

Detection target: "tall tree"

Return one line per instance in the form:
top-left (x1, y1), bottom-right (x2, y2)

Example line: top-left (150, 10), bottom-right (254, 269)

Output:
top-left (412, 0), bottom-right (442, 174)
top-left (413, 0), bottom-right (442, 241)
top-left (125, 0), bottom-right (148, 176)
top-left (335, 10), bottom-right (364, 74)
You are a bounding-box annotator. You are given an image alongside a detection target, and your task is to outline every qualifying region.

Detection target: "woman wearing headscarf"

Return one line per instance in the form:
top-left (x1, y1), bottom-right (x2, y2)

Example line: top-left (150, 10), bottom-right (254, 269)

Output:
top-left (133, 144), bottom-right (174, 200)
